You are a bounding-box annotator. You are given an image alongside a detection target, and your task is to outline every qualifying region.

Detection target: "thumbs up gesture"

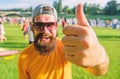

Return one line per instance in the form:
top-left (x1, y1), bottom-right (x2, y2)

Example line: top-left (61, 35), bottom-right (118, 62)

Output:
top-left (62, 3), bottom-right (109, 75)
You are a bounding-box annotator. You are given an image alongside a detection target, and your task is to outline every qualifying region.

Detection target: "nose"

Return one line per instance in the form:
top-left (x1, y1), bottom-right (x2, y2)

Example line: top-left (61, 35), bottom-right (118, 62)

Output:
top-left (42, 26), bottom-right (50, 34)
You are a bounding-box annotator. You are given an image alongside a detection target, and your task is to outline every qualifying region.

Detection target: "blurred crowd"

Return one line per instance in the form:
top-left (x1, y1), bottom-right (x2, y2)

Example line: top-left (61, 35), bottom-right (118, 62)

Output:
top-left (0, 16), bottom-right (34, 43)
top-left (58, 17), bottom-right (120, 29)
top-left (0, 16), bottom-right (120, 43)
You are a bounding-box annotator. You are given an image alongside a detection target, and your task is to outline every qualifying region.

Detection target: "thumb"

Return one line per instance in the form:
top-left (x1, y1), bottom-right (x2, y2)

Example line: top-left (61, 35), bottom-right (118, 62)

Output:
top-left (76, 3), bottom-right (90, 26)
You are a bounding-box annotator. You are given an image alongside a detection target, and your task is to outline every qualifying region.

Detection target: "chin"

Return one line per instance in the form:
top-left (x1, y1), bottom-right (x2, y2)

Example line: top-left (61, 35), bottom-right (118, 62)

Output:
top-left (34, 33), bottom-right (56, 55)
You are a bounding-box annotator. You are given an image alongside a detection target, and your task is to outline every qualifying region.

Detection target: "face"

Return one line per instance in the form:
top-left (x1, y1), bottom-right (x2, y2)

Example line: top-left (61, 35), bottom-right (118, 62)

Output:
top-left (32, 14), bottom-right (58, 55)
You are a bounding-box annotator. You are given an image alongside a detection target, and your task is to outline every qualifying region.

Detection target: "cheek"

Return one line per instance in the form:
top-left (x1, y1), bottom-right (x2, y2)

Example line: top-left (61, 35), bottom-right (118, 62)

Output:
top-left (52, 27), bottom-right (57, 36)
top-left (33, 30), bottom-right (39, 37)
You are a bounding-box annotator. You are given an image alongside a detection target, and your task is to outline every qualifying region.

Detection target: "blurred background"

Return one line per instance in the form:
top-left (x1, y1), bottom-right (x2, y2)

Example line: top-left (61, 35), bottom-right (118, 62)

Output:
top-left (0, 0), bottom-right (120, 79)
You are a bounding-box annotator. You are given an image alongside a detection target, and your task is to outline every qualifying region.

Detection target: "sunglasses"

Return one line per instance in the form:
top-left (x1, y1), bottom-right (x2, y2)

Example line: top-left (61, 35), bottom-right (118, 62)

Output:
top-left (33, 22), bottom-right (57, 31)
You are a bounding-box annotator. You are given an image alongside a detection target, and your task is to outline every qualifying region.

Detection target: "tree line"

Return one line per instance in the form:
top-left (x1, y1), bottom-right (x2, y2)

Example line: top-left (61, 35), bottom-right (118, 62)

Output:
top-left (2, 0), bottom-right (120, 16)
top-left (53, 0), bottom-right (120, 15)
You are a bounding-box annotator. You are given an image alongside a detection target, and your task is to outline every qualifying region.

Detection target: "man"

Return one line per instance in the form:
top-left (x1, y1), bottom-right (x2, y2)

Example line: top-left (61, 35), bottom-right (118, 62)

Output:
top-left (18, 3), bottom-right (109, 79)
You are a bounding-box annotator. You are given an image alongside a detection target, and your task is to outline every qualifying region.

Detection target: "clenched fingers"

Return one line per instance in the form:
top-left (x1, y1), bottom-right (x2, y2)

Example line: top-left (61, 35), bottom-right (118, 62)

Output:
top-left (63, 26), bottom-right (89, 36)
top-left (62, 35), bottom-right (89, 47)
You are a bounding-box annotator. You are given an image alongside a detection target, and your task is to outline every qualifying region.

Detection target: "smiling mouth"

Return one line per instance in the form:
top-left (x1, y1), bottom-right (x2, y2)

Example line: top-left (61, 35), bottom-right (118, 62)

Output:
top-left (41, 36), bottom-right (50, 41)
top-left (37, 34), bottom-right (51, 44)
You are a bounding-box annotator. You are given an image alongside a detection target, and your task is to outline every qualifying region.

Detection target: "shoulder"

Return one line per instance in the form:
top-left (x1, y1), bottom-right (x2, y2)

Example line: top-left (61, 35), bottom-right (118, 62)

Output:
top-left (56, 38), bottom-right (63, 46)
top-left (19, 44), bottom-right (35, 60)
top-left (56, 38), bottom-right (63, 49)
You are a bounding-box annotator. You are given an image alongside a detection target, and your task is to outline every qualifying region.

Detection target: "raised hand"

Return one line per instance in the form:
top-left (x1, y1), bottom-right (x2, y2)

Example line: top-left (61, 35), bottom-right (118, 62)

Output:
top-left (62, 3), bottom-right (109, 71)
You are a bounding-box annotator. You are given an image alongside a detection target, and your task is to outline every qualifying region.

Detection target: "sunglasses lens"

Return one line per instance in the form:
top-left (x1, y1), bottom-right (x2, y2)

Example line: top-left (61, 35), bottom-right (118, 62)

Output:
top-left (33, 22), bottom-right (42, 30)
top-left (33, 22), bottom-right (56, 31)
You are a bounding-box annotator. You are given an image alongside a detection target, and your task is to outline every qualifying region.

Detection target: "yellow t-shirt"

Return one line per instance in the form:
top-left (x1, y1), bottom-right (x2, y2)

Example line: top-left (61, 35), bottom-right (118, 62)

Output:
top-left (18, 38), bottom-right (72, 79)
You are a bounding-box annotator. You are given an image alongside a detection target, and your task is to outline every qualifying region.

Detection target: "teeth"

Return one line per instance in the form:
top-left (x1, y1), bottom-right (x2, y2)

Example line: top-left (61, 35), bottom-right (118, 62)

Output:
top-left (43, 36), bottom-right (49, 38)
top-left (43, 34), bottom-right (50, 38)
top-left (43, 34), bottom-right (46, 36)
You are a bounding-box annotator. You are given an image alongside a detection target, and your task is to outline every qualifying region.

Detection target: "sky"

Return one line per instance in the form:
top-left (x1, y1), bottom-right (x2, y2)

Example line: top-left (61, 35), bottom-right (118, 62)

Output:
top-left (0, 0), bottom-right (120, 10)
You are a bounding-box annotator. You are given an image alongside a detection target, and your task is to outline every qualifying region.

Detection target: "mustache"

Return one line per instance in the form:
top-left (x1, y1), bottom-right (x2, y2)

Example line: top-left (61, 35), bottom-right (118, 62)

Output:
top-left (36, 33), bottom-right (52, 38)
top-left (34, 33), bottom-right (52, 42)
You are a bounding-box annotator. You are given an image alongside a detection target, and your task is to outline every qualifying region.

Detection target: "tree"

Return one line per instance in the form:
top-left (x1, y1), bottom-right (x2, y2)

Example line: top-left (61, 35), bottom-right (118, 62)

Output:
top-left (104, 0), bottom-right (118, 15)
top-left (83, 3), bottom-right (102, 15)
top-left (62, 5), bottom-right (69, 13)
top-left (71, 7), bottom-right (76, 14)
top-left (58, 0), bottom-right (62, 12)
top-left (53, 0), bottom-right (62, 13)
top-left (53, 0), bottom-right (58, 11)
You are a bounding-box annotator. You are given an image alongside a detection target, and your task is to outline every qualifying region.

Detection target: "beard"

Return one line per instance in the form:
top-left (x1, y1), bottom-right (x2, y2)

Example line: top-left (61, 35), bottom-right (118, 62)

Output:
top-left (34, 33), bottom-right (56, 55)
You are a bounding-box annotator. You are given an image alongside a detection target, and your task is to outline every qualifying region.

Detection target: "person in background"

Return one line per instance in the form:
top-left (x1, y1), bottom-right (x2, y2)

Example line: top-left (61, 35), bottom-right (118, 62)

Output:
top-left (112, 18), bottom-right (118, 29)
top-left (22, 19), bottom-right (29, 40)
top-left (18, 3), bottom-right (109, 79)
top-left (0, 19), bottom-right (6, 42)
top-left (27, 22), bottom-right (34, 44)
top-left (62, 18), bottom-right (66, 29)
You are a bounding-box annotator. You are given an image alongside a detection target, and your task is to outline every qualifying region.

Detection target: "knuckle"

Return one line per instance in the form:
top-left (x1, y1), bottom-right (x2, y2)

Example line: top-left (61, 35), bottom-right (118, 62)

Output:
top-left (63, 26), bottom-right (71, 34)
top-left (81, 39), bottom-right (90, 48)
top-left (81, 50), bottom-right (89, 57)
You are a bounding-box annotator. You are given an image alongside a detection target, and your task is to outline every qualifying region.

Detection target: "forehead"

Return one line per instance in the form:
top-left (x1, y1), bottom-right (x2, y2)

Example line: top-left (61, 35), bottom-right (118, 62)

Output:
top-left (34, 14), bottom-right (56, 22)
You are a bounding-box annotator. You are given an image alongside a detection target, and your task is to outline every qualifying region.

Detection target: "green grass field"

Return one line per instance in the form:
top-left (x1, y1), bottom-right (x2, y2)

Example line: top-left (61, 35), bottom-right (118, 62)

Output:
top-left (0, 23), bottom-right (120, 79)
